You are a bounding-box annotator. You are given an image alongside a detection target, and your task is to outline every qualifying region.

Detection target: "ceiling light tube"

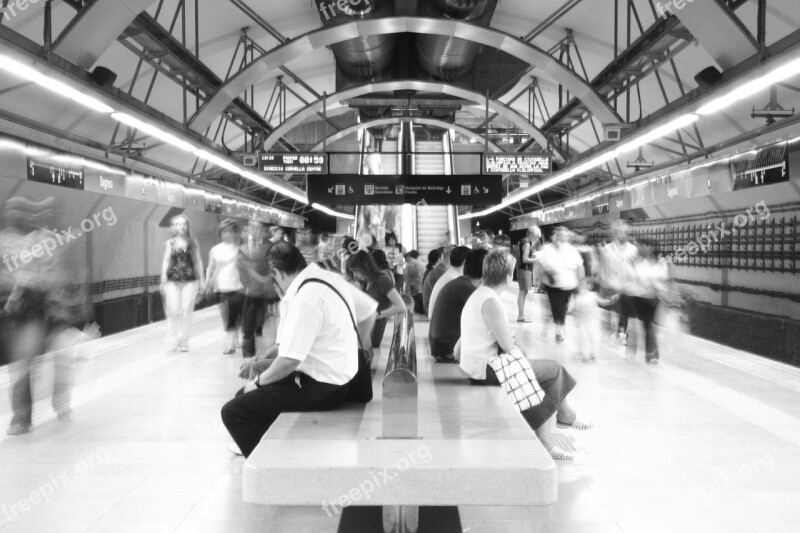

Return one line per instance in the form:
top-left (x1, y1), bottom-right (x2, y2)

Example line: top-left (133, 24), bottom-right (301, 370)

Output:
top-left (697, 56), bottom-right (800, 115)
top-left (194, 149), bottom-right (241, 174)
top-left (312, 203), bottom-right (355, 219)
top-left (0, 55), bottom-right (114, 113)
top-left (238, 170), bottom-right (308, 204)
top-left (111, 113), bottom-right (196, 152)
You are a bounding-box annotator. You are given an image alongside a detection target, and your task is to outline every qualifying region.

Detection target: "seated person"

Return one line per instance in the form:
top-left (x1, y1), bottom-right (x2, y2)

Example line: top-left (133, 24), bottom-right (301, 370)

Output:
top-left (428, 249), bottom-right (488, 362)
top-left (455, 250), bottom-right (592, 461)
top-left (221, 242), bottom-right (377, 458)
top-left (428, 245), bottom-right (471, 318)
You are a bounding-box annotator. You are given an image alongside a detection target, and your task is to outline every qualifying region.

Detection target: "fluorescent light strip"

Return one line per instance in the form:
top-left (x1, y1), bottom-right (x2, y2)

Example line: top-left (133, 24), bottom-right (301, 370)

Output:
top-left (0, 55), bottom-right (115, 114)
top-left (312, 203), bottom-right (355, 219)
top-left (111, 113), bottom-right (196, 152)
top-left (194, 149), bottom-right (241, 174)
top-left (697, 56), bottom-right (800, 115)
top-left (238, 170), bottom-right (308, 204)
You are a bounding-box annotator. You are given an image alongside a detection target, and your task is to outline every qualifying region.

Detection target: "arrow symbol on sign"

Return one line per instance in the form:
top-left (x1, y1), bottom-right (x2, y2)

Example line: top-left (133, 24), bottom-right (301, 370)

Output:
top-left (328, 186), bottom-right (334, 193)
top-left (483, 187), bottom-right (489, 193)
top-left (446, 186), bottom-right (452, 194)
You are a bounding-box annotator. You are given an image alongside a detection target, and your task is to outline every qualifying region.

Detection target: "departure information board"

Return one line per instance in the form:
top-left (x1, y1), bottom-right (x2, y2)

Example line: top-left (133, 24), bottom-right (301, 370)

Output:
top-left (482, 154), bottom-right (551, 175)
top-left (260, 153), bottom-right (328, 174)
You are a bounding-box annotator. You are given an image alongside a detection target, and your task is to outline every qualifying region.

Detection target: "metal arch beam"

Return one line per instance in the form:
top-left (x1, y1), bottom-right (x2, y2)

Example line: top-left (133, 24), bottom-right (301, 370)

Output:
top-left (308, 117), bottom-right (506, 153)
top-left (262, 80), bottom-right (562, 161)
top-left (189, 17), bottom-right (621, 134)
top-left (54, 0), bottom-right (157, 68)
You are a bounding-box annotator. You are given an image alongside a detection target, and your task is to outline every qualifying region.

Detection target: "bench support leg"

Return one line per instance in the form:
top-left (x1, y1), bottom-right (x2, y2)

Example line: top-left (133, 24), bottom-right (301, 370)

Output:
top-left (382, 505), bottom-right (419, 533)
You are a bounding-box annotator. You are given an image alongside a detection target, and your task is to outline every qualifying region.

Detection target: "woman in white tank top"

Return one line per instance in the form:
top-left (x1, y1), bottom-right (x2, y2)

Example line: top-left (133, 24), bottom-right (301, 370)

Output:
top-left (456, 250), bottom-right (592, 460)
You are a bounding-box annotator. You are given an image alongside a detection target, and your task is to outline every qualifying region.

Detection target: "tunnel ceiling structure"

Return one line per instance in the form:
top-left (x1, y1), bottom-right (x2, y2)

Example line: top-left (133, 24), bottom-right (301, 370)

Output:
top-left (1, 0), bottom-right (799, 217)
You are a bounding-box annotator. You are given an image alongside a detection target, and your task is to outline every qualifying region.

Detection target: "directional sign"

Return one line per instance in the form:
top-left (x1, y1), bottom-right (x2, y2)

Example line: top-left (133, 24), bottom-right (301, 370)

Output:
top-left (308, 175), bottom-right (502, 205)
top-left (482, 154), bottom-right (551, 175)
top-left (260, 153), bottom-right (328, 174)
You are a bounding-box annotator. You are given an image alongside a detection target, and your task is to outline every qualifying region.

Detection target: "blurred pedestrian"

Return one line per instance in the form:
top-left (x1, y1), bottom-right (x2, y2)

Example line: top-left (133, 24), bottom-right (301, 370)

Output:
top-left (516, 226), bottom-right (542, 322)
top-left (206, 219), bottom-right (245, 354)
top-left (538, 227), bottom-right (585, 343)
top-left (160, 214), bottom-right (205, 352)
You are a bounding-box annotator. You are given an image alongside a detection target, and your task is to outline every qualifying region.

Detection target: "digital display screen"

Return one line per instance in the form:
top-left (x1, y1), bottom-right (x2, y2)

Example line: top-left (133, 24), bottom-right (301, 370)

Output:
top-left (482, 154), bottom-right (551, 175)
top-left (26, 143), bottom-right (84, 189)
top-left (260, 153), bottom-right (328, 174)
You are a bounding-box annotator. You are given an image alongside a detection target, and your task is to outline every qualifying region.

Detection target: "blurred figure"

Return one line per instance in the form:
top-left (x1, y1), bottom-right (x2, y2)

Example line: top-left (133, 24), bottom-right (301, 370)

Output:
top-left (295, 227), bottom-right (319, 266)
top-left (317, 232), bottom-right (332, 263)
top-left (477, 230), bottom-right (494, 251)
top-left (516, 226), bottom-right (542, 322)
top-left (538, 227), bottom-right (585, 343)
top-left (574, 277), bottom-right (618, 362)
top-left (599, 220), bottom-right (637, 344)
top-left (422, 246), bottom-right (450, 314)
top-left (238, 220), bottom-right (280, 359)
top-left (403, 250), bottom-right (424, 314)
top-left (268, 225), bottom-right (286, 245)
top-left (627, 239), bottom-right (670, 363)
top-left (206, 219), bottom-right (244, 354)
top-left (384, 232), bottom-right (406, 292)
top-left (2, 197), bottom-right (94, 435)
top-left (346, 251), bottom-right (406, 348)
top-left (437, 230), bottom-right (451, 248)
top-left (160, 214), bottom-right (205, 352)
top-left (362, 145), bottom-right (382, 175)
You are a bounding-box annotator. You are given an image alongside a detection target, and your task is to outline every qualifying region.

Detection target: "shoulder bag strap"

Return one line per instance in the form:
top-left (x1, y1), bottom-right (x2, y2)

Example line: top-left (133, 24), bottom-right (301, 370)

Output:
top-left (299, 278), bottom-right (364, 350)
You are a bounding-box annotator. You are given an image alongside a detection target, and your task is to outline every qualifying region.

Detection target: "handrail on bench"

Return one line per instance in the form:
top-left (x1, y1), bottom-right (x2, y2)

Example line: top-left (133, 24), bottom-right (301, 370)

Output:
top-left (382, 297), bottom-right (417, 439)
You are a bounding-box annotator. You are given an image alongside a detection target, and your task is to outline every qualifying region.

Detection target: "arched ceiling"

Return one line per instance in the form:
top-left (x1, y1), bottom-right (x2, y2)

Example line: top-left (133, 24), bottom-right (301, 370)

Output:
top-left (0, 0), bottom-right (798, 217)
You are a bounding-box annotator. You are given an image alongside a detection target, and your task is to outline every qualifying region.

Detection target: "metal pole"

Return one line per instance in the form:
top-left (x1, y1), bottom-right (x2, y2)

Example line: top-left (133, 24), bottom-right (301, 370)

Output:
top-left (323, 92), bottom-right (327, 155)
top-left (484, 90), bottom-right (489, 153)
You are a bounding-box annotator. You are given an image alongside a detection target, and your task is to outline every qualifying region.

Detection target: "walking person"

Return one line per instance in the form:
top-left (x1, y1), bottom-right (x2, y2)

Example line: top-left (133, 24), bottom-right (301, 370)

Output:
top-left (537, 227), bottom-right (585, 343)
top-left (221, 242), bottom-right (378, 458)
top-left (206, 219), bottom-right (245, 354)
top-left (627, 239), bottom-right (670, 363)
top-left (238, 220), bottom-right (280, 359)
top-left (599, 220), bottom-right (638, 344)
top-left (160, 214), bottom-right (205, 352)
top-left (384, 232), bottom-right (406, 292)
top-left (516, 226), bottom-right (542, 323)
top-left (404, 250), bottom-right (424, 314)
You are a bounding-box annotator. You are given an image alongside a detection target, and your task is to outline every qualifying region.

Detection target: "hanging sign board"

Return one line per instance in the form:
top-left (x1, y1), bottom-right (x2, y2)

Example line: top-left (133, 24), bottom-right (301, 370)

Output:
top-left (260, 153), bottom-right (328, 174)
top-left (482, 154), bottom-right (551, 175)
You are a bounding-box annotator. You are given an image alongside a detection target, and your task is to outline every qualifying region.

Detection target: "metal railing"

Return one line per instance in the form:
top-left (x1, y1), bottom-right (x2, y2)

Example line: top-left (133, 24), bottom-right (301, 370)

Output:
top-left (382, 297), bottom-right (418, 439)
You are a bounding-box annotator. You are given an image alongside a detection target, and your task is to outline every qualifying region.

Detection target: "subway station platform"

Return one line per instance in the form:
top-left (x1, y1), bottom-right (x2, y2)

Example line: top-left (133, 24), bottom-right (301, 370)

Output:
top-left (1, 288), bottom-right (799, 533)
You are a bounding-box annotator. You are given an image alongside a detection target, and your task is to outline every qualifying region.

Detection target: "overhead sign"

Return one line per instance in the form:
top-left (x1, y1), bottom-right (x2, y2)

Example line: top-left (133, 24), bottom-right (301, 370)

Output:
top-left (482, 154), bottom-right (551, 175)
top-left (260, 153), bottom-right (328, 174)
top-left (308, 174), bottom-right (502, 205)
top-left (26, 143), bottom-right (84, 189)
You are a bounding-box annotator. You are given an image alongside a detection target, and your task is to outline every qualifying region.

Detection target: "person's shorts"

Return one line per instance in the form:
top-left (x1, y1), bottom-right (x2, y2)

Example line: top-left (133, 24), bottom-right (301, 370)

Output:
top-left (517, 268), bottom-right (533, 291)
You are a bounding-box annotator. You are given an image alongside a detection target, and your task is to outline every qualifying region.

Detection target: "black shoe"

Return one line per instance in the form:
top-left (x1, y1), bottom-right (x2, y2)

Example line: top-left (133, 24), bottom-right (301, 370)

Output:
top-left (6, 422), bottom-right (32, 436)
top-left (555, 334), bottom-right (564, 343)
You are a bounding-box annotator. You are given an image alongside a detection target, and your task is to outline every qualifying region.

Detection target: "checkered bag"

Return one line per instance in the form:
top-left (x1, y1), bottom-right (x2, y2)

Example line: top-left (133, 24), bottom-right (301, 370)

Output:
top-left (488, 347), bottom-right (545, 412)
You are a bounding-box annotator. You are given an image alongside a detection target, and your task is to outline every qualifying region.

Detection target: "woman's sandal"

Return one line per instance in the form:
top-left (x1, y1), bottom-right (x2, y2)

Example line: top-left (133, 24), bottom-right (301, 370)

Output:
top-left (549, 446), bottom-right (575, 461)
top-left (555, 417), bottom-right (594, 430)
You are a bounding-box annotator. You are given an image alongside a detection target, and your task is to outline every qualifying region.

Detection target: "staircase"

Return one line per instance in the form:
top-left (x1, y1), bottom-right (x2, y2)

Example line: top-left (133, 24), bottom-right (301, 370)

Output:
top-left (414, 140), bottom-right (445, 175)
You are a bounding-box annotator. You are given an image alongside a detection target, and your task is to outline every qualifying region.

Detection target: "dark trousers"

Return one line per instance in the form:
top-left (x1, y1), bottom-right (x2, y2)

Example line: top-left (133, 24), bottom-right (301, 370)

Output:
top-left (629, 296), bottom-right (660, 357)
top-left (544, 286), bottom-right (573, 326)
top-left (221, 372), bottom-right (349, 457)
top-left (371, 317), bottom-right (388, 348)
top-left (217, 291), bottom-right (245, 331)
top-left (616, 294), bottom-right (633, 334)
top-left (394, 274), bottom-right (405, 293)
top-left (241, 295), bottom-right (269, 357)
top-left (470, 359), bottom-right (576, 430)
top-left (412, 293), bottom-right (424, 314)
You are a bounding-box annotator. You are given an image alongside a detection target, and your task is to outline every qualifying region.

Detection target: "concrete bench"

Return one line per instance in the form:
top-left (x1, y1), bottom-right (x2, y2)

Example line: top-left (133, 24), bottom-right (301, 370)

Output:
top-left (243, 310), bottom-right (556, 531)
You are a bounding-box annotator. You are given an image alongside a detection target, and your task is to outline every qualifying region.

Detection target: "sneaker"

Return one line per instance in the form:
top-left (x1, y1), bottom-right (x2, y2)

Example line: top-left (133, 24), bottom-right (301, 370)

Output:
top-left (6, 422), bottom-right (32, 436)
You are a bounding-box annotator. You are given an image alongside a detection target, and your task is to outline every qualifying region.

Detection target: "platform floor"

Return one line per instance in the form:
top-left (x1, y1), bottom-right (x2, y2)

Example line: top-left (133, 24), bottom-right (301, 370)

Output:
top-left (1, 287), bottom-right (799, 532)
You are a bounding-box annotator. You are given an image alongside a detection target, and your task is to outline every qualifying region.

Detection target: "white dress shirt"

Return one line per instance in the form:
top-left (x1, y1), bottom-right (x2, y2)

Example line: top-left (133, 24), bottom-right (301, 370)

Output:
top-left (276, 263), bottom-right (378, 385)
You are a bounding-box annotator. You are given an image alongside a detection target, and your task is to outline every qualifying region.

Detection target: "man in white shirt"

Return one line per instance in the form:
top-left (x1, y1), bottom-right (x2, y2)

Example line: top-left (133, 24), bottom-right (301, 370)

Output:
top-left (427, 246), bottom-right (470, 318)
top-left (221, 242), bottom-right (377, 457)
top-left (599, 220), bottom-right (638, 343)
